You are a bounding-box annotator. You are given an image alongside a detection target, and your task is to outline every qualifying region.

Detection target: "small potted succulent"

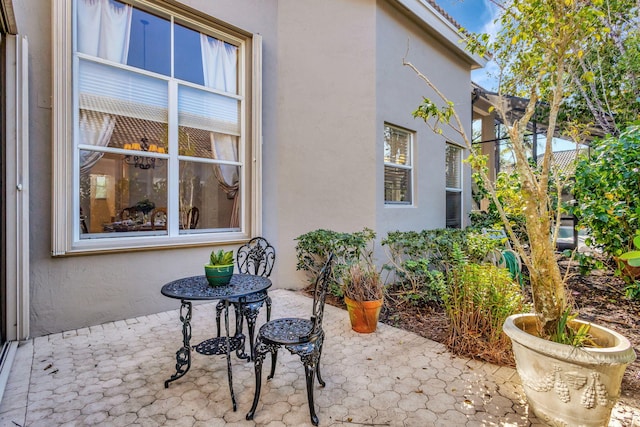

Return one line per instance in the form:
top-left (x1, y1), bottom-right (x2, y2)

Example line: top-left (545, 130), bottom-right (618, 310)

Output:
top-left (204, 249), bottom-right (234, 286)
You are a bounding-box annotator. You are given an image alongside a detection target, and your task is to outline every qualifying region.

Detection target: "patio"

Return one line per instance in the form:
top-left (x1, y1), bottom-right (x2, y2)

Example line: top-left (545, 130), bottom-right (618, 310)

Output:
top-left (0, 289), bottom-right (637, 427)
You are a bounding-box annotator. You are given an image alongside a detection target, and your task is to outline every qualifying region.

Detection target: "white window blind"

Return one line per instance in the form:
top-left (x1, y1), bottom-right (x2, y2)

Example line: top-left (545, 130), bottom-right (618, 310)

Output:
top-left (78, 59), bottom-right (167, 122)
top-left (445, 144), bottom-right (461, 189)
top-left (178, 85), bottom-right (240, 135)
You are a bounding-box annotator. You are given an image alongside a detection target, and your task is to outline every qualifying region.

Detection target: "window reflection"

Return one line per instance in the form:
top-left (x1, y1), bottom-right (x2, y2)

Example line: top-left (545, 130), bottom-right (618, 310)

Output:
top-left (79, 151), bottom-right (168, 236)
top-left (174, 23), bottom-right (204, 85)
top-left (179, 160), bottom-right (240, 232)
top-left (127, 8), bottom-right (170, 75)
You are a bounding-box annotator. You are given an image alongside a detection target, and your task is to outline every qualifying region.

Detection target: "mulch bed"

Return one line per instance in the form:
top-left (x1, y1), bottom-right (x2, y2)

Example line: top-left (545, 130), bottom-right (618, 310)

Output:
top-left (319, 259), bottom-right (640, 408)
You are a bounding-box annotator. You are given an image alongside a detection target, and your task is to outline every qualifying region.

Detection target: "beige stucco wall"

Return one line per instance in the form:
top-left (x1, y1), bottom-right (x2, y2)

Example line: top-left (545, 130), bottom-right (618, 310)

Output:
top-left (374, 1), bottom-right (473, 241)
top-left (13, 0), bottom-right (475, 336)
top-left (272, 0), bottom-right (378, 289)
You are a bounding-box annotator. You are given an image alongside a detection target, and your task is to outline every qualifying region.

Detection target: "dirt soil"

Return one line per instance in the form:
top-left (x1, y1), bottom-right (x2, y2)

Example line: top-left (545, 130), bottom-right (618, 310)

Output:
top-left (322, 259), bottom-right (640, 409)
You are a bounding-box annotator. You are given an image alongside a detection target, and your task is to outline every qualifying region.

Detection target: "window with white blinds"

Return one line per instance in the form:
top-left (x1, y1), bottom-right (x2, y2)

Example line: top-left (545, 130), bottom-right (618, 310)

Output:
top-left (445, 143), bottom-right (463, 228)
top-left (384, 124), bottom-right (413, 205)
top-left (52, 0), bottom-right (262, 254)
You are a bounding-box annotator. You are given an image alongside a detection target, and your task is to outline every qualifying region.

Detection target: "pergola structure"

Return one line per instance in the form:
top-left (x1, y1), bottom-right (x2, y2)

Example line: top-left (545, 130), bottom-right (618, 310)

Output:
top-left (470, 82), bottom-right (600, 250)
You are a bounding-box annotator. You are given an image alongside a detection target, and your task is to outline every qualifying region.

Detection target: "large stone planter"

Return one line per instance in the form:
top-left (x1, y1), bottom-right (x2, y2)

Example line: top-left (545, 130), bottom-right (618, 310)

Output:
top-left (503, 313), bottom-right (636, 427)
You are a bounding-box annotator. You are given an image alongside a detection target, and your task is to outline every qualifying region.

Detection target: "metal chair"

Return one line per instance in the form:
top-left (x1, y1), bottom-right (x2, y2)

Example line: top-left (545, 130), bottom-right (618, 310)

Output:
top-left (246, 254), bottom-right (335, 426)
top-left (215, 237), bottom-right (275, 360)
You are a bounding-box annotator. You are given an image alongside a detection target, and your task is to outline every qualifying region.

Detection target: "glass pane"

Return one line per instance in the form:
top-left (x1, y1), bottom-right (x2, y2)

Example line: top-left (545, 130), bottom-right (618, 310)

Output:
top-left (79, 59), bottom-right (168, 123)
top-left (446, 191), bottom-right (461, 228)
top-left (174, 23), bottom-right (204, 85)
top-left (127, 8), bottom-right (171, 76)
top-left (446, 144), bottom-right (461, 189)
top-left (79, 150), bottom-right (168, 237)
top-left (76, 0), bottom-right (132, 64)
top-left (179, 160), bottom-right (240, 232)
top-left (384, 166), bottom-right (411, 203)
top-left (200, 35), bottom-right (238, 93)
top-left (178, 85), bottom-right (240, 138)
top-left (384, 125), bottom-right (411, 166)
top-left (79, 109), bottom-right (168, 153)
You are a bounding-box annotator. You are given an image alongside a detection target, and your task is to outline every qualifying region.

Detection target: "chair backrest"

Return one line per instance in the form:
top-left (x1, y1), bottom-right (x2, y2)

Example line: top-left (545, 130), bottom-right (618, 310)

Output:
top-left (150, 207), bottom-right (167, 230)
top-left (309, 253), bottom-right (335, 337)
top-left (236, 237), bottom-right (276, 277)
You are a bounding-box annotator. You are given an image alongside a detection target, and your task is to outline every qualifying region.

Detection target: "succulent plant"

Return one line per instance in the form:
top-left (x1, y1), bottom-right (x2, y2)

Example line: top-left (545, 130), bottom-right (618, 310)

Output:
top-left (209, 249), bottom-right (234, 266)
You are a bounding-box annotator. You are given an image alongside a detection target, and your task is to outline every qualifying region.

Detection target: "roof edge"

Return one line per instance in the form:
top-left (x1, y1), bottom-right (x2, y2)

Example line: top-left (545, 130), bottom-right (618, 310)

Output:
top-left (388, 0), bottom-right (487, 69)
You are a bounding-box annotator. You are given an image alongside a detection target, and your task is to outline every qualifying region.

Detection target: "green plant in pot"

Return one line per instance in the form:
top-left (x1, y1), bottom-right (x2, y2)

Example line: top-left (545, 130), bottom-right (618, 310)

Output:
top-left (406, 1), bottom-right (636, 425)
top-left (342, 261), bottom-right (384, 333)
top-left (205, 249), bottom-right (234, 286)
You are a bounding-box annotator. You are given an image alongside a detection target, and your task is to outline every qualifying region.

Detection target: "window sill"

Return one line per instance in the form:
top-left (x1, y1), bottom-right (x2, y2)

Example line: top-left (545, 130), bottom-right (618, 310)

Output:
top-left (54, 231), bottom-right (250, 256)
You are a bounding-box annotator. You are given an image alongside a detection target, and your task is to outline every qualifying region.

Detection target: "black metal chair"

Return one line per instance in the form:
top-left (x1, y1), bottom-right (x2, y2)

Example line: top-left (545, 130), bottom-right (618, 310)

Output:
top-left (246, 254), bottom-right (335, 426)
top-left (215, 237), bottom-right (275, 360)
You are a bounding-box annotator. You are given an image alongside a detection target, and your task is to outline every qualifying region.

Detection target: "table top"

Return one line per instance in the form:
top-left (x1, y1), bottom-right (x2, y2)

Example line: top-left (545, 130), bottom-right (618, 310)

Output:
top-left (161, 274), bottom-right (272, 301)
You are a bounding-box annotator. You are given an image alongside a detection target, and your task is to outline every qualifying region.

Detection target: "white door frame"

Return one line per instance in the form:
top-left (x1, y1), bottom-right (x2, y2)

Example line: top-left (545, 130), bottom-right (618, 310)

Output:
top-left (3, 32), bottom-right (30, 341)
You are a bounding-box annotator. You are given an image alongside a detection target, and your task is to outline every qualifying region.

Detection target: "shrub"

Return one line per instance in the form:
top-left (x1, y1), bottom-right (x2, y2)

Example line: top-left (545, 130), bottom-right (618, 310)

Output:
top-left (382, 228), bottom-right (503, 306)
top-left (573, 123), bottom-right (640, 260)
top-left (295, 228), bottom-right (376, 297)
top-left (441, 258), bottom-right (529, 365)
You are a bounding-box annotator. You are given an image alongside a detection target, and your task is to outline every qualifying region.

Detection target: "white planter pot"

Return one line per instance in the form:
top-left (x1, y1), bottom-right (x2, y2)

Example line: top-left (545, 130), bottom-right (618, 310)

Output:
top-left (503, 313), bottom-right (636, 427)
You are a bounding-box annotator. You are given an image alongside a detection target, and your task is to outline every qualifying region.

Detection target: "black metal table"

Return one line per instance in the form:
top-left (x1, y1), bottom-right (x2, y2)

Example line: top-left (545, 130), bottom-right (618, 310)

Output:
top-left (161, 274), bottom-right (272, 410)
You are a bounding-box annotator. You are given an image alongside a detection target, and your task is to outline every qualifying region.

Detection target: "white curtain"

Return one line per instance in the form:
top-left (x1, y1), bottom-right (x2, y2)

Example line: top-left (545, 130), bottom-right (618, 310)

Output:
top-left (210, 133), bottom-right (240, 228)
top-left (80, 112), bottom-right (116, 175)
top-left (77, 0), bottom-right (132, 64)
top-left (200, 34), bottom-right (237, 93)
top-left (77, 0), bottom-right (130, 173)
top-left (202, 34), bottom-right (240, 227)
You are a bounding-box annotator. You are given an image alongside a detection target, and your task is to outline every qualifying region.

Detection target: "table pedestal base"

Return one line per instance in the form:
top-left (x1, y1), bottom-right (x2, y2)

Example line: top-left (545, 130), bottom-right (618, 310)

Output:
top-left (165, 299), bottom-right (243, 411)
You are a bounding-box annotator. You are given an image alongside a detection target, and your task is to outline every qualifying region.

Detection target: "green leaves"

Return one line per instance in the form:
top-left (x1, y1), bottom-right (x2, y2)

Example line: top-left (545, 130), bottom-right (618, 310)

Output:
top-left (573, 124), bottom-right (640, 259)
top-left (294, 228), bottom-right (377, 297)
top-left (209, 249), bottom-right (234, 266)
top-left (412, 98), bottom-right (455, 134)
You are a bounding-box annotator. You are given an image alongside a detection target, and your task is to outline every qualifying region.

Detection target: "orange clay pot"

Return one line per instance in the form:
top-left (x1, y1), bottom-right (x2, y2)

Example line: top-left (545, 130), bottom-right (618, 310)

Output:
top-left (344, 296), bottom-right (383, 333)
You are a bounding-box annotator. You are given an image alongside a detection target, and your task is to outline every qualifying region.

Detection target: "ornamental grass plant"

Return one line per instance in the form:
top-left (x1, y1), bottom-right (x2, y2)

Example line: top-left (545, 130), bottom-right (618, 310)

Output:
top-left (342, 261), bottom-right (384, 302)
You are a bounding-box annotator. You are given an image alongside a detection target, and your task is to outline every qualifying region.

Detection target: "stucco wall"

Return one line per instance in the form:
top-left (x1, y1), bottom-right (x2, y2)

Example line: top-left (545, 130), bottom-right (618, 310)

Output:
top-left (273, 0), bottom-right (378, 289)
top-left (14, 0), bottom-right (474, 337)
top-left (375, 1), bottom-right (473, 238)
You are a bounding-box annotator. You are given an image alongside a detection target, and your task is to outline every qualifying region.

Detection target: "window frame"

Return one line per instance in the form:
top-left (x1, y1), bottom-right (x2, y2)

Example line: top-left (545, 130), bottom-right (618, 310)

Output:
top-left (52, 0), bottom-right (262, 255)
top-left (383, 123), bottom-right (414, 206)
top-left (445, 142), bottom-right (463, 228)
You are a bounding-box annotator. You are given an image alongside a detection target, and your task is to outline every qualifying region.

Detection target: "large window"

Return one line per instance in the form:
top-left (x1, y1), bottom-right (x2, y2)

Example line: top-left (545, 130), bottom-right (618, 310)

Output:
top-left (53, 0), bottom-right (262, 254)
top-left (446, 143), bottom-right (463, 228)
top-left (384, 124), bottom-right (413, 205)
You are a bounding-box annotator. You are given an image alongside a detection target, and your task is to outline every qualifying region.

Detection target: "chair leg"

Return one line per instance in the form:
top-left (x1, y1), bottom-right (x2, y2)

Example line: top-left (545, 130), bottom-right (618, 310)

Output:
top-left (242, 305), bottom-right (260, 361)
top-left (316, 341), bottom-right (326, 387)
top-left (304, 363), bottom-right (319, 426)
top-left (266, 295), bottom-right (272, 321)
top-left (267, 348), bottom-right (278, 380)
top-left (233, 303), bottom-right (250, 360)
top-left (215, 300), bottom-right (225, 337)
top-left (246, 339), bottom-right (267, 421)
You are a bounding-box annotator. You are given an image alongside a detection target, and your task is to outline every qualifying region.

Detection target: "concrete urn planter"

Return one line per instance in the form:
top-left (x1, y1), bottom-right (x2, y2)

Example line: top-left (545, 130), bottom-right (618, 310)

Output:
top-left (503, 313), bottom-right (636, 427)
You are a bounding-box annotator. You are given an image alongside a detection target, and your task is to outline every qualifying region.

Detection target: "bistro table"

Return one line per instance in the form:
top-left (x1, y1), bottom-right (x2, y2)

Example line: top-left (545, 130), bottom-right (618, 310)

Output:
top-left (161, 274), bottom-right (272, 411)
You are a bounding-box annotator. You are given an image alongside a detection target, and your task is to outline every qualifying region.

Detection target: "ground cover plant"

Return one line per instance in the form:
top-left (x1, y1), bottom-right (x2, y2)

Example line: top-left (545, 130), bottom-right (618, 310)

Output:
top-left (300, 227), bottom-right (640, 409)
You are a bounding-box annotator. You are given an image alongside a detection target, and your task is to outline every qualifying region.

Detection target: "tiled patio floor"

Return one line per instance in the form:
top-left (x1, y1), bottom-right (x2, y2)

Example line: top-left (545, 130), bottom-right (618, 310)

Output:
top-left (0, 289), bottom-right (637, 426)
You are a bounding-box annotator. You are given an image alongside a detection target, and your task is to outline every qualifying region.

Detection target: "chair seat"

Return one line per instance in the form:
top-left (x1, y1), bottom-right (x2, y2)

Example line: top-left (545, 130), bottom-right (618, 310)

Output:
top-left (224, 290), bottom-right (269, 304)
top-left (259, 318), bottom-right (315, 345)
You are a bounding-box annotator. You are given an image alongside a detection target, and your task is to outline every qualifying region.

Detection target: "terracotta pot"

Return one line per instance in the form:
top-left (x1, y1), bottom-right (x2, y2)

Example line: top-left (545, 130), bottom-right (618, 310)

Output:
top-left (344, 296), bottom-right (383, 333)
top-left (616, 257), bottom-right (640, 281)
top-left (503, 313), bottom-right (636, 427)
